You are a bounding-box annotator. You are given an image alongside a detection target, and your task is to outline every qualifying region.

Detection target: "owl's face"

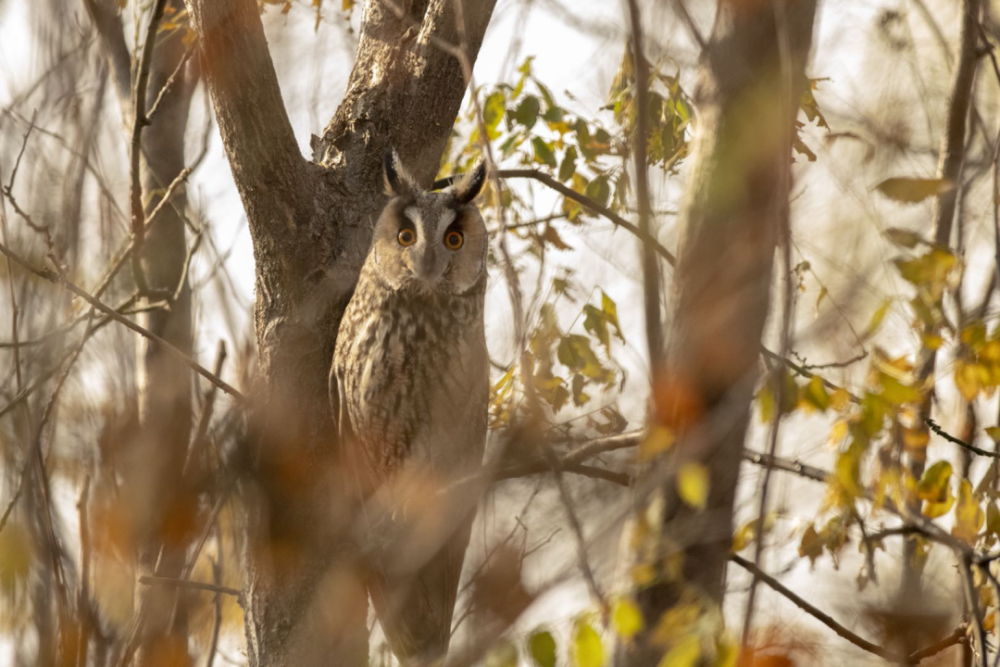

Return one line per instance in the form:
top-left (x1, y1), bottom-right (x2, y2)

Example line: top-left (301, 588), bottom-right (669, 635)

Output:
top-left (370, 153), bottom-right (488, 296)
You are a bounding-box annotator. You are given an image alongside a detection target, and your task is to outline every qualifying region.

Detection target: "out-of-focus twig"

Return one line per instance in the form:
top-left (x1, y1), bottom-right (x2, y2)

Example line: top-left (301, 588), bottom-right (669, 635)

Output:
top-left (0, 239), bottom-right (245, 402)
top-left (128, 0), bottom-right (170, 297)
top-left (626, 0), bottom-right (663, 379)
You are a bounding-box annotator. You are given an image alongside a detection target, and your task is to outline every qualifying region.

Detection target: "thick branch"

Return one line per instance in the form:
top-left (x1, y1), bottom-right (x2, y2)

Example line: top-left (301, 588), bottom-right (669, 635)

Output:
top-left (183, 0), bottom-right (312, 244)
top-left (81, 0), bottom-right (132, 109)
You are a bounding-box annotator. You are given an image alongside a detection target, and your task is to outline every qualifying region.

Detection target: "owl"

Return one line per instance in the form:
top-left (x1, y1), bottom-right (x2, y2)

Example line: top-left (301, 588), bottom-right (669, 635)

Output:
top-left (330, 151), bottom-right (489, 662)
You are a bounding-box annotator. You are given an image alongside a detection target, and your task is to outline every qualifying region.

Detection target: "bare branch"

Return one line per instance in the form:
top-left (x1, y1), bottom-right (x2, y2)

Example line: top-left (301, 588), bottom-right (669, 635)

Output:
top-left (0, 240), bottom-right (245, 402)
top-left (731, 554), bottom-right (908, 663)
top-left (626, 0), bottom-right (664, 379)
top-left (493, 169), bottom-right (677, 265)
top-left (129, 0), bottom-right (170, 297)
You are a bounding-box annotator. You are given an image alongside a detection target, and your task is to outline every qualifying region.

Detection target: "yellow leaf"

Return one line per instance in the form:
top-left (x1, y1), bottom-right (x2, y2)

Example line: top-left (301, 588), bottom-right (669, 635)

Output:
top-left (987, 502), bottom-right (1000, 538)
top-left (922, 333), bottom-right (943, 350)
top-left (640, 427), bottom-right (675, 461)
top-left (657, 636), bottom-right (700, 667)
top-left (916, 460), bottom-right (952, 503)
top-left (630, 564), bottom-right (655, 586)
top-left (862, 299), bottom-right (892, 339)
top-left (985, 427), bottom-right (1000, 443)
top-left (572, 621), bottom-right (605, 667)
top-left (757, 383), bottom-right (775, 423)
top-left (732, 519), bottom-right (757, 552)
top-left (611, 598), bottom-right (644, 641)
top-left (955, 361), bottom-right (982, 401)
top-left (953, 479), bottom-right (985, 544)
top-left (829, 419), bottom-right (849, 445)
top-left (677, 463), bottom-right (709, 510)
top-left (923, 490), bottom-right (955, 519)
top-left (902, 427), bottom-right (930, 450)
top-left (830, 387), bottom-right (851, 411)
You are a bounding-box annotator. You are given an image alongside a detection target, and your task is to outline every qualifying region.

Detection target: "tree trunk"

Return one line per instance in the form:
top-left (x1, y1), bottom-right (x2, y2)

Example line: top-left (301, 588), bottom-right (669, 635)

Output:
top-left (84, 0), bottom-right (199, 660)
top-left (182, 1), bottom-right (496, 663)
top-left (623, 1), bottom-right (817, 662)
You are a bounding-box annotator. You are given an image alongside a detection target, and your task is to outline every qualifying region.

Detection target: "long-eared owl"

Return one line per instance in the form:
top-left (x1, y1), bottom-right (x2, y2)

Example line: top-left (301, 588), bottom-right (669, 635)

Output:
top-left (329, 151), bottom-right (489, 662)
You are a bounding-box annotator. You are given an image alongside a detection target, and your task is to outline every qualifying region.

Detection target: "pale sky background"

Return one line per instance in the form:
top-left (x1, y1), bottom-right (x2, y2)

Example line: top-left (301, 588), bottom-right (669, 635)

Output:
top-left (0, 0), bottom-right (995, 664)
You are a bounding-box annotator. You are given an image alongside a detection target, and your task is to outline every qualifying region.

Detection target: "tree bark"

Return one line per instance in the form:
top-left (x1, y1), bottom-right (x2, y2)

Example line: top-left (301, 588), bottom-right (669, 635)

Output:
top-left (623, 1), bottom-right (817, 662)
top-left (182, 1), bottom-right (496, 664)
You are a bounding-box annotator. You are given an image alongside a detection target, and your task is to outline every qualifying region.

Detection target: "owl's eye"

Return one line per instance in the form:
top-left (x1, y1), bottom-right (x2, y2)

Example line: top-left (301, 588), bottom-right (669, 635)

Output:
top-left (397, 228), bottom-right (417, 246)
top-left (444, 230), bottom-right (464, 250)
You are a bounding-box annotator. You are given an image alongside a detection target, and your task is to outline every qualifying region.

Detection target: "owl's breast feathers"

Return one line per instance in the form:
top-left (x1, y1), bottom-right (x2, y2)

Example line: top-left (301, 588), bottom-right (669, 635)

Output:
top-left (333, 267), bottom-right (488, 479)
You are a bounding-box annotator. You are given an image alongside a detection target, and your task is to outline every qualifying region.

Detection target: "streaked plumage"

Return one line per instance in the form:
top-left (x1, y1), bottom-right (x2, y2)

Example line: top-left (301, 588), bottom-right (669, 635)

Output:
top-left (330, 152), bottom-right (488, 662)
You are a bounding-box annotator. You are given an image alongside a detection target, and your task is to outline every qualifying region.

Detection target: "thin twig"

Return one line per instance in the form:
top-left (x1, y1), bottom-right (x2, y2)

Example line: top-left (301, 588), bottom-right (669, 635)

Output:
top-left (626, 0), bottom-right (663, 378)
top-left (959, 555), bottom-right (987, 667)
top-left (731, 554), bottom-right (908, 663)
top-left (542, 444), bottom-right (607, 610)
top-left (489, 169), bottom-right (677, 266)
top-left (138, 575), bottom-right (242, 604)
top-left (926, 418), bottom-right (1000, 459)
top-left (146, 42), bottom-right (194, 122)
top-left (128, 0), bottom-right (170, 297)
top-left (0, 239), bottom-right (245, 402)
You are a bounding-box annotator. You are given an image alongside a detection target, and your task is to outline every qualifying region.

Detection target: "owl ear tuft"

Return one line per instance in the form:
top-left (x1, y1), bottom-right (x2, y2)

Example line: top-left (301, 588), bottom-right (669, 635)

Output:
top-left (452, 158), bottom-right (487, 205)
top-left (383, 149), bottom-right (419, 197)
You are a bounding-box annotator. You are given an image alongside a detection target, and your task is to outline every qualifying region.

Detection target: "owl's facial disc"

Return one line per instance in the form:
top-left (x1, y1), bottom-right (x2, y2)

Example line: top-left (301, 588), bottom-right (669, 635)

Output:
top-left (399, 206), bottom-right (455, 288)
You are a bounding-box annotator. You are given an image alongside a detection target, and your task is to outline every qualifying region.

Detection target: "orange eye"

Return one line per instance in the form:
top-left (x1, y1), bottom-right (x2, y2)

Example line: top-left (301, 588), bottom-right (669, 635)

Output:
top-left (397, 228), bottom-right (416, 246)
top-left (444, 230), bottom-right (464, 250)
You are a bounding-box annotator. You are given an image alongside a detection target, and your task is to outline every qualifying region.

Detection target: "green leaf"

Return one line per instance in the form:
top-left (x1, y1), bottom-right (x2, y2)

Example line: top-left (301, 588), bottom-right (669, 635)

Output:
top-left (583, 305), bottom-right (610, 351)
top-left (532, 137), bottom-right (558, 168)
top-left (483, 91), bottom-right (507, 139)
top-left (572, 373), bottom-right (590, 406)
top-left (572, 621), bottom-right (604, 667)
top-left (875, 177), bottom-right (953, 204)
top-left (804, 375), bottom-right (830, 411)
top-left (559, 145), bottom-right (578, 182)
top-left (558, 334), bottom-right (605, 380)
top-left (585, 175), bottom-right (610, 208)
top-left (528, 630), bottom-right (557, 667)
top-left (514, 95), bottom-right (541, 129)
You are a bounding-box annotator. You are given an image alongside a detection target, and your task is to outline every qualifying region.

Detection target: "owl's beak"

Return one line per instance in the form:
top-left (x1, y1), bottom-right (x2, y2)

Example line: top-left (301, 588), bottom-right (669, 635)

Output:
top-left (413, 246), bottom-right (444, 285)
